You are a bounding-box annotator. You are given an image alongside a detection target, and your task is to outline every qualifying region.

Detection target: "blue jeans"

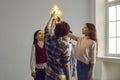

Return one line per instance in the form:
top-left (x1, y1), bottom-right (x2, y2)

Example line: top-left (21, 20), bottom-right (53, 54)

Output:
top-left (77, 60), bottom-right (91, 80)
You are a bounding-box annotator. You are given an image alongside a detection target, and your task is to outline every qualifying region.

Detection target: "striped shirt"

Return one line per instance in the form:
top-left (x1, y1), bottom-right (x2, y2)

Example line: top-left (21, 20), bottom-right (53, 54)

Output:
top-left (44, 28), bottom-right (71, 80)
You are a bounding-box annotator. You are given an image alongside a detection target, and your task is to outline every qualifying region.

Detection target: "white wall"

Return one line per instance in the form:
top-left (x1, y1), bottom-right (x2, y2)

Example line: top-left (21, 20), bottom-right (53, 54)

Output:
top-left (95, 57), bottom-right (120, 80)
top-left (0, 0), bottom-right (90, 80)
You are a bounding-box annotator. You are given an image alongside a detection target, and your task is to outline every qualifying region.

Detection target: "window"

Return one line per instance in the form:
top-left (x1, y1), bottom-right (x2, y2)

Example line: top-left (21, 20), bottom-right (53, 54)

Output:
top-left (107, 0), bottom-right (120, 56)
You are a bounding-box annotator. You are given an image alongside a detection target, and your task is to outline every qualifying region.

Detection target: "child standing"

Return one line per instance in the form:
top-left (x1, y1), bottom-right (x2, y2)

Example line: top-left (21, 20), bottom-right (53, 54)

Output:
top-left (68, 23), bottom-right (98, 80)
top-left (30, 30), bottom-right (47, 80)
top-left (63, 31), bottom-right (77, 80)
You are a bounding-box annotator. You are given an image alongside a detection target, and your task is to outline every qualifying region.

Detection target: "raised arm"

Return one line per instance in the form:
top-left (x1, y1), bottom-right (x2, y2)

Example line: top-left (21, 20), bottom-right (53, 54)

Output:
top-left (44, 12), bottom-right (56, 41)
top-left (45, 12), bottom-right (55, 30)
top-left (68, 33), bottom-right (79, 41)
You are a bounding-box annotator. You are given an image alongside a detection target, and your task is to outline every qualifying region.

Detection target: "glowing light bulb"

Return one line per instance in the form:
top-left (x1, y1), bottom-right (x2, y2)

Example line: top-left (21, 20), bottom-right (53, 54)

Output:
top-left (50, 5), bottom-right (62, 17)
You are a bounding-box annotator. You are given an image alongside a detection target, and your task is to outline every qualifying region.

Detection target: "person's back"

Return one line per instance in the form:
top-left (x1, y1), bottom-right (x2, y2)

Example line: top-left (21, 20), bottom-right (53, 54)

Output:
top-left (63, 35), bottom-right (77, 80)
top-left (45, 36), bottom-right (70, 80)
top-left (44, 13), bottom-right (71, 80)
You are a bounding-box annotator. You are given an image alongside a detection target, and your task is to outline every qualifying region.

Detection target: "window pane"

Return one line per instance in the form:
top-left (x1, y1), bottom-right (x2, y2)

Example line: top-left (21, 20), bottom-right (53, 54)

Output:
top-left (109, 6), bottom-right (116, 21)
top-left (117, 5), bottom-right (120, 20)
top-left (117, 21), bottom-right (120, 36)
top-left (109, 22), bottom-right (116, 37)
top-left (117, 38), bottom-right (120, 54)
top-left (109, 38), bottom-right (116, 54)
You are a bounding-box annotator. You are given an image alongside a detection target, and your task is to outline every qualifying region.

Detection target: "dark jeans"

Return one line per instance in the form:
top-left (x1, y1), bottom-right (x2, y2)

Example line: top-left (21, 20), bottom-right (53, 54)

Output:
top-left (77, 60), bottom-right (91, 80)
top-left (35, 68), bottom-right (46, 80)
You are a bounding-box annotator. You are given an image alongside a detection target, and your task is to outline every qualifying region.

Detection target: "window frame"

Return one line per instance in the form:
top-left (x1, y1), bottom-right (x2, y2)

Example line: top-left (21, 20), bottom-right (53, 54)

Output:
top-left (106, 0), bottom-right (120, 57)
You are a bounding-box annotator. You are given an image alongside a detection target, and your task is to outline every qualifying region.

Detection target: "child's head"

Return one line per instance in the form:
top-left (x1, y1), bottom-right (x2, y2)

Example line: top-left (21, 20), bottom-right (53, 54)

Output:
top-left (54, 21), bottom-right (70, 37)
top-left (82, 23), bottom-right (97, 41)
top-left (33, 30), bottom-right (44, 44)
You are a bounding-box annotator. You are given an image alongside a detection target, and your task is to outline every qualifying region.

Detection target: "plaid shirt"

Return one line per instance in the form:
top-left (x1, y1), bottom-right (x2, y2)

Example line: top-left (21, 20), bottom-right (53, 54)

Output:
top-left (44, 27), bottom-right (71, 80)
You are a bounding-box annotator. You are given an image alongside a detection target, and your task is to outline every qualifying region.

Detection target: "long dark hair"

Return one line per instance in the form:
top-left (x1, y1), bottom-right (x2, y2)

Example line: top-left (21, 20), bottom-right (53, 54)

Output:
top-left (86, 23), bottom-right (97, 41)
top-left (33, 30), bottom-right (41, 44)
top-left (86, 23), bottom-right (98, 54)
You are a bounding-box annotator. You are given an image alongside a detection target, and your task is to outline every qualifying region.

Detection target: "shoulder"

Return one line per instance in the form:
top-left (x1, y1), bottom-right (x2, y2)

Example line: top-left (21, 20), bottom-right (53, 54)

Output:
top-left (90, 39), bottom-right (96, 44)
top-left (77, 36), bottom-right (83, 40)
top-left (32, 44), bottom-right (35, 47)
top-left (32, 44), bottom-right (35, 48)
top-left (89, 40), bottom-right (96, 48)
top-left (84, 37), bottom-right (96, 47)
top-left (83, 36), bottom-right (96, 44)
top-left (76, 36), bottom-right (83, 43)
top-left (31, 44), bottom-right (36, 51)
top-left (59, 40), bottom-right (70, 49)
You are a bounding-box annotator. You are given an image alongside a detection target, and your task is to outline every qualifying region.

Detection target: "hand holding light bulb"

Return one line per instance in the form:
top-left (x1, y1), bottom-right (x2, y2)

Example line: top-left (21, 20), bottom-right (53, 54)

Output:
top-left (50, 5), bottom-right (62, 17)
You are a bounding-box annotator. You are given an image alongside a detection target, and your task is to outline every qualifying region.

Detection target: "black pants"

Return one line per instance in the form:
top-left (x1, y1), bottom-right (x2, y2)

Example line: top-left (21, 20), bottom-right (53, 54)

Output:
top-left (35, 68), bottom-right (46, 80)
